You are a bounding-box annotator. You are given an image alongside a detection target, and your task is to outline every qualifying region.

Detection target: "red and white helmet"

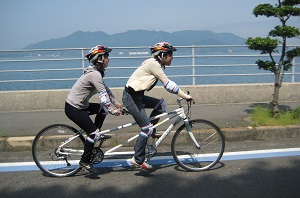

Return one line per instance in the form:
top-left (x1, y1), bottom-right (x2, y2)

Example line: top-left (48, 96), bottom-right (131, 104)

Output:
top-left (150, 42), bottom-right (177, 56)
top-left (86, 45), bottom-right (112, 63)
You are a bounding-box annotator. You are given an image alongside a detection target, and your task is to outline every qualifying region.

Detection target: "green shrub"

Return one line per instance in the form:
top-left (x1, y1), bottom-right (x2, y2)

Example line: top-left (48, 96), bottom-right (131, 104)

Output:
top-left (251, 106), bottom-right (300, 126)
top-left (292, 107), bottom-right (300, 119)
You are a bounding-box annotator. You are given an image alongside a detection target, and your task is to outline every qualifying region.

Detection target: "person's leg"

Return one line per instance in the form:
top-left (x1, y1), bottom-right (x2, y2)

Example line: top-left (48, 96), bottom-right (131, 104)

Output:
top-left (143, 96), bottom-right (166, 134)
top-left (122, 91), bottom-right (152, 165)
top-left (86, 103), bottom-right (107, 129)
top-left (65, 102), bottom-right (98, 134)
top-left (65, 102), bottom-right (99, 164)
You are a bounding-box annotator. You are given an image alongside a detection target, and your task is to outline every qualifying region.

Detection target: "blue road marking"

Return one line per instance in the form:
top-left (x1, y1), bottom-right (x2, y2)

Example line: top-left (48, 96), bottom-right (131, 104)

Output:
top-left (0, 148), bottom-right (299, 172)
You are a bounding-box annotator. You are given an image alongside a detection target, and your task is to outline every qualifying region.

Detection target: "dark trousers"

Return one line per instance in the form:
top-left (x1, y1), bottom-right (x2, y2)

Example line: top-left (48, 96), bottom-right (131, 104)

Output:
top-left (65, 102), bottom-right (106, 163)
top-left (122, 90), bottom-right (165, 164)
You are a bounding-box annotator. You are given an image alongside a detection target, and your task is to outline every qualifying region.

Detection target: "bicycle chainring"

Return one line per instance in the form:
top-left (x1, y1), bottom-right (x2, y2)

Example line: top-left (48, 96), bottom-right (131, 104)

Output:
top-left (151, 149), bottom-right (157, 157)
top-left (145, 145), bottom-right (157, 159)
top-left (91, 147), bottom-right (104, 164)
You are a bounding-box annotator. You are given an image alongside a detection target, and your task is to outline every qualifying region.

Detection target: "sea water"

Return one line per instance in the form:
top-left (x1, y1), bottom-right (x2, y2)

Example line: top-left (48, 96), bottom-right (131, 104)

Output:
top-left (0, 49), bottom-right (299, 91)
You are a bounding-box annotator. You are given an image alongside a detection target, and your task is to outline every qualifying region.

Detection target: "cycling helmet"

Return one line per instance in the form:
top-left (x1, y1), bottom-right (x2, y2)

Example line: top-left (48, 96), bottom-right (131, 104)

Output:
top-left (150, 42), bottom-right (177, 56)
top-left (86, 45), bottom-right (112, 63)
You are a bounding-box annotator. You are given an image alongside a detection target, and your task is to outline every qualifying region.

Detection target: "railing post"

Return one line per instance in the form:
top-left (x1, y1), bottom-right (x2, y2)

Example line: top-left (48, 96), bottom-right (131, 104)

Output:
top-left (291, 57), bottom-right (295, 83)
top-left (81, 48), bottom-right (85, 71)
top-left (192, 45), bottom-right (195, 86)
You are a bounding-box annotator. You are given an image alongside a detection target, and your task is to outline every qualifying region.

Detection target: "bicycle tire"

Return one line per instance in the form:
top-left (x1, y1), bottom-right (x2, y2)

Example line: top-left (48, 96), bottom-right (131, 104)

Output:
top-left (32, 124), bottom-right (85, 177)
top-left (171, 119), bottom-right (225, 172)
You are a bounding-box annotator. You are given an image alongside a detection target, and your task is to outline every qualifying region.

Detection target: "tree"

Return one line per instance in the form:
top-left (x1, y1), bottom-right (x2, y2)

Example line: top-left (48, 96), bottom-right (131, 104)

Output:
top-left (245, 0), bottom-right (300, 118)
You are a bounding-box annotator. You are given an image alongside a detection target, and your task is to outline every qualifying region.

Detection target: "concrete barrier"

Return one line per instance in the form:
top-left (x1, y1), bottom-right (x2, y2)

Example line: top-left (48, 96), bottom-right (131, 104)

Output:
top-left (0, 83), bottom-right (300, 112)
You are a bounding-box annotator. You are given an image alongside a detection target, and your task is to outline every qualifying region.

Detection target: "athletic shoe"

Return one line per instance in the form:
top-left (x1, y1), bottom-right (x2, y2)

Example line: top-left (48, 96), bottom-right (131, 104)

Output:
top-left (79, 162), bottom-right (97, 173)
top-left (94, 134), bottom-right (112, 142)
top-left (100, 134), bottom-right (112, 140)
top-left (130, 156), bottom-right (153, 170)
top-left (141, 162), bottom-right (153, 170)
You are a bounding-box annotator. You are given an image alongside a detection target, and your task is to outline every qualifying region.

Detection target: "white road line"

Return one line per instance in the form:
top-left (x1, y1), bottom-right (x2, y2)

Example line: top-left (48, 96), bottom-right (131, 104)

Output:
top-left (0, 148), bottom-right (299, 172)
top-left (221, 147), bottom-right (300, 161)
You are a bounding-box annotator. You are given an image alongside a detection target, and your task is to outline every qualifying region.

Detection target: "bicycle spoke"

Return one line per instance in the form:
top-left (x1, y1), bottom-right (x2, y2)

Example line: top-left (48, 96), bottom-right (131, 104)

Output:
top-left (172, 119), bottom-right (225, 171)
top-left (32, 124), bottom-right (85, 177)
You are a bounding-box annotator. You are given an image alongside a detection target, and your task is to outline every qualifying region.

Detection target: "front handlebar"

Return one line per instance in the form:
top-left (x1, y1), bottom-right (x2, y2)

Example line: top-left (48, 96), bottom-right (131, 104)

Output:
top-left (177, 91), bottom-right (193, 108)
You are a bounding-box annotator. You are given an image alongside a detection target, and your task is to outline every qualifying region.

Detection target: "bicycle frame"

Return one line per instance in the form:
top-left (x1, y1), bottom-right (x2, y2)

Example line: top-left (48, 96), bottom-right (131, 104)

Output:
top-left (58, 99), bottom-right (199, 158)
top-left (103, 106), bottom-right (184, 156)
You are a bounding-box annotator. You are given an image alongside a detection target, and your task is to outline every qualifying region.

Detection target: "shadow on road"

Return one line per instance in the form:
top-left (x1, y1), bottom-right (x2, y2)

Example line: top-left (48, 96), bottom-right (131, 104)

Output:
top-left (1, 157), bottom-right (299, 198)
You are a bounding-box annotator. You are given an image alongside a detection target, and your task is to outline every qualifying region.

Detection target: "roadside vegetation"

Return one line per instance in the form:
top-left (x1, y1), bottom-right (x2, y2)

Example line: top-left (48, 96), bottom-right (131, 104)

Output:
top-left (0, 130), bottom-right (7, 137)
top-left (251, 106), bottom-right (300, 126)
top-left (245, 0), bottom-right (300, 118)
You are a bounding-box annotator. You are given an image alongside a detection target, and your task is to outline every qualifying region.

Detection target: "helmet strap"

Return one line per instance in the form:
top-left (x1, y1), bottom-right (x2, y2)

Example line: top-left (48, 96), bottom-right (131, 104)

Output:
top-left (157, 53), bottom-right (166, 67)
top-left (97, 55), bottom-right (104, 64)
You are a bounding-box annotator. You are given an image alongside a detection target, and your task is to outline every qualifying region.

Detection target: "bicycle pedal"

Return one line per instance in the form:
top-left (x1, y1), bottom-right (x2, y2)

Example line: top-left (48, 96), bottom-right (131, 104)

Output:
top-left (151, 133), bottom-right (162, 139)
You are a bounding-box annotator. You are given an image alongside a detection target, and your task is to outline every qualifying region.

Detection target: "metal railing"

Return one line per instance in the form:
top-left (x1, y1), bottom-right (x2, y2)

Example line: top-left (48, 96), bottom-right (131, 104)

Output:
top-left (0, 45), bottom-right (299, 91)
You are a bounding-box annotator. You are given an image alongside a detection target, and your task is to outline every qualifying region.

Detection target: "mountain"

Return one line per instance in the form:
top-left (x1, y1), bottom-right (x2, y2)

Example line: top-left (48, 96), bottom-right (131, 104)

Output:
top-left (24, 30), bottom-right (246, 49)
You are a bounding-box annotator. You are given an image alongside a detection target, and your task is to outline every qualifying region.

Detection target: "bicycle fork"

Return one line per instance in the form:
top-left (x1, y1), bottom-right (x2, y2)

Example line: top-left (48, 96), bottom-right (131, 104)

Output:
top-left (183, 119), bottom-right (201, 149)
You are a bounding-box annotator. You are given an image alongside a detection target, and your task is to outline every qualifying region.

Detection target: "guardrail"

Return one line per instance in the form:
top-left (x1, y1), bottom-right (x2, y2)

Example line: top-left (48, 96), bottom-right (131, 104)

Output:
top-left (0, 45), bottom-right (299, 91)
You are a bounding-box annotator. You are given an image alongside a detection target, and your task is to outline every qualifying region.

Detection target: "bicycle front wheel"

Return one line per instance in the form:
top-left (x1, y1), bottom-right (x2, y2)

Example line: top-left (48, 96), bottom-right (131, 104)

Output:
top-left (32, 124), bottom-right (85, 177)
top-left (171, 119), bottom-right (225, 172)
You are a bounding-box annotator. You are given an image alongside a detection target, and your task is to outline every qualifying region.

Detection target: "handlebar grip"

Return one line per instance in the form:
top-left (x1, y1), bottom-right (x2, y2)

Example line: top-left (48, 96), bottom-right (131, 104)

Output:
top-left (119, 108), bottom-right (130, 115)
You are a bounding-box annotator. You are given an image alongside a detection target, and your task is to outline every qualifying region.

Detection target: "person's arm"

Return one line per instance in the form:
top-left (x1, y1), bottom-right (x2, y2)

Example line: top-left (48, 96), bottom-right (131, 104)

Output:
top-left (150, 64), bottom-right (192, 100)
top-left (163, 79), bottom-right (191, 99)
top-left (104, 84), bottom-right (122, 108)
top-left (91, 73), bottom-right (120, 115)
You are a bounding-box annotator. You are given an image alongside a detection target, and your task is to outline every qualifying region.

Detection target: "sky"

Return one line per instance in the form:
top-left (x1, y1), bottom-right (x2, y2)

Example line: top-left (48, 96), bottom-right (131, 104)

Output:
top-left (0, 0), bottom-right (299, 50)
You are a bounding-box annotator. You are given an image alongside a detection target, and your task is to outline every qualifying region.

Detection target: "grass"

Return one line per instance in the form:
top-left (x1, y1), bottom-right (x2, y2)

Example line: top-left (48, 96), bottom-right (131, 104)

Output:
top-left (0, 130), bottom-right (7, 137)
top-left (251, 106), bottom-right (300, 127)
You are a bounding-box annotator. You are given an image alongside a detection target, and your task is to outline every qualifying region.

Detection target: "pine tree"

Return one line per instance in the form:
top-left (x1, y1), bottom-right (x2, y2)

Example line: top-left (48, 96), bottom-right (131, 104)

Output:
top-left (246, 0), bottom-right (300, 118)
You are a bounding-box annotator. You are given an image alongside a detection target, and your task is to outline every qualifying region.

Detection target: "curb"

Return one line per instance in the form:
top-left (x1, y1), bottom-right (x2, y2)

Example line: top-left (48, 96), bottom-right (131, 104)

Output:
top-left (1, 125), bottom-right (300, 152)
top-left (222, 125), bottom-right (300, 141)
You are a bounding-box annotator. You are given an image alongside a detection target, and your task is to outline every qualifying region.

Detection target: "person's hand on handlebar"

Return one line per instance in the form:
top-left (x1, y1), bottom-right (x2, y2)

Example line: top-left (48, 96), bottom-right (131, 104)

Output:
top-left (110, 103), bottom-right (123, 116)
top-left (112, 108), bottom-right (121, 116)
top-left (184, 90), bottom-right (195, 104)
top-left (115, 103), bottom-right (123, 109)
top-left (185, 95), bottom-right (195, 104)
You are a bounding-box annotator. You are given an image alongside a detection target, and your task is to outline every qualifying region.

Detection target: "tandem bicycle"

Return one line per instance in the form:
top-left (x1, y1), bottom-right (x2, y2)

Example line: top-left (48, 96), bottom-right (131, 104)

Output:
top-left (32, 94), bottom-right (225, 177)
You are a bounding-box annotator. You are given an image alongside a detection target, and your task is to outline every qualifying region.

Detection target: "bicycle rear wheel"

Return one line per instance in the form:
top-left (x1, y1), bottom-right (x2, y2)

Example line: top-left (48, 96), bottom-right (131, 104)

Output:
top-left (32, 124), bottom-right (85, 177)
top-left (171, 119), bottom-right (225, 171)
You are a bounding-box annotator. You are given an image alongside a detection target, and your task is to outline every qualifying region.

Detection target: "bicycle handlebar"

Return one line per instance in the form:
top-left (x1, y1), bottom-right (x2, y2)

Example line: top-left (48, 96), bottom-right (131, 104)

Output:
top-left (119, 108), bottom-right (130, 115)
top-left (177, 91), bottom-right (193, 108)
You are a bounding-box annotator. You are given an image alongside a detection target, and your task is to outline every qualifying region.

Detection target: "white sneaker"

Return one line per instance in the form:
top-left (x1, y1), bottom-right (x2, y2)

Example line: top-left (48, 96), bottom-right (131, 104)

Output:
top-left (130, 156), bottom-right (153, 170)
top-left (141, 161), bottom-right (153, 170)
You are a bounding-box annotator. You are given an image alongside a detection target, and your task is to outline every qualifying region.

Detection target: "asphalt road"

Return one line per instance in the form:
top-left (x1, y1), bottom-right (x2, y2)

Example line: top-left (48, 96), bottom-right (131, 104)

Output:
top-left (1, 102), bottom-right (299, 197)
top-left (0, 137), bottom-right (300, 198)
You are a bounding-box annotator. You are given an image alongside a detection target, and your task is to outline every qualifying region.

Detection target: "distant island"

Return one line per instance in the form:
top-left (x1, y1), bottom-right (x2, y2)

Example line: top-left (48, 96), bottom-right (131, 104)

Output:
top-left (24, 30), bottom-right (246, 49)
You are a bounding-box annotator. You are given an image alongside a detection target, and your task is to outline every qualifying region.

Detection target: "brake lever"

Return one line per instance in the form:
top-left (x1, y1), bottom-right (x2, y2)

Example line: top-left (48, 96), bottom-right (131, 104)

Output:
top-left (185, 90), bottom-right (195, 104)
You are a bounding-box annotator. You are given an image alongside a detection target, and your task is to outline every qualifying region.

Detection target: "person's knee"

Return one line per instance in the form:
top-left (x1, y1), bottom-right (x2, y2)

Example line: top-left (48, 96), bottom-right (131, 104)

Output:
top-left (141, 123), bottom-right (153, 137)
top-left (155, 98), bottom-right (167, 113)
